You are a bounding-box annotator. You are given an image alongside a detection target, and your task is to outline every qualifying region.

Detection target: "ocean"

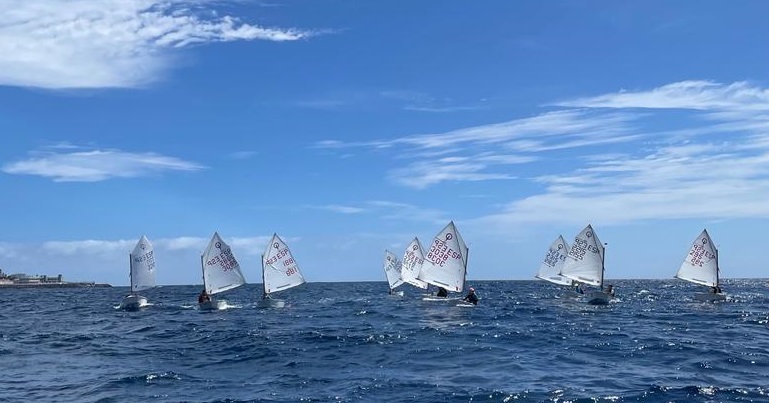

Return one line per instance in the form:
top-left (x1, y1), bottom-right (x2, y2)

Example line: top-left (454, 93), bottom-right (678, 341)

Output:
top-left (2, 279), bottom-right (768, 403)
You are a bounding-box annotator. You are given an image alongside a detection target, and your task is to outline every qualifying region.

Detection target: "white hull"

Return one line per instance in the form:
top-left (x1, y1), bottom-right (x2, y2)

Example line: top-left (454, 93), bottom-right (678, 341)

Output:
top-left (256, 298), bottom-right (286, 309)
top-left (119, 295), bottom-right (148, 311)
top-left (199, 299), bottom-right (227, 311)
top-left (693, 292), bottom-right (726, 302)
top-left (422, 296), bottom-right (459, 302)
top-left (586, 291), bottom-right (612, 305)
top-left (389, 290), bottom-right (404, 297)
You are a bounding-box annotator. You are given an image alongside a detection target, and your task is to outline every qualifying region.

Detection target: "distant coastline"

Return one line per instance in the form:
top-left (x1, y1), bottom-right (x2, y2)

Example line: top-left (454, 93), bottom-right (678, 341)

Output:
top-left (0, 269), bottom-right (111, 288)
top-left (0, 282), bottom-right (112, 288)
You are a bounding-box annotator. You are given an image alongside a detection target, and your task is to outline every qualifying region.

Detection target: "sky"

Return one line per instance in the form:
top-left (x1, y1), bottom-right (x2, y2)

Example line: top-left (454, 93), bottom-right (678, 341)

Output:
top-left (1, 0), bottom-right (769, 286)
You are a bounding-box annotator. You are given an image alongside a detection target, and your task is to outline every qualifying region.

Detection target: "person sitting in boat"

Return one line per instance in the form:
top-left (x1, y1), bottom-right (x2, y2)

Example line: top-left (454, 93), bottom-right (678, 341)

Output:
top-left (605, 284), bottom-right (615, 297)
top-left (463, 287), bottom-right (479, 305)
top-left (711, 286), bottom-right (722, 294)
top-left (436, 287), bottom-right (448, 298)
top-left (574, 282), bottom-right (584, 294)
top-left (263, 292), bottom-right (272, 300)
top-left (198, 289), bottom-right (211, 303)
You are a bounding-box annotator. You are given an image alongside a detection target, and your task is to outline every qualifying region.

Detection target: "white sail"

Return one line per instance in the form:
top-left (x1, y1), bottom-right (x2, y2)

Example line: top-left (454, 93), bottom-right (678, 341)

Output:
top-left (383, 250), bottom-right (405, 290)
top-left (201, 232), bottom-right (246, 295)
top-left (262, 233), bottom-right (306, 294)
top-left (675, 229), bottom-right (719, 287)
top-left (401, 238), bottom-right (429, 289)
top-left (129, 235), bottom-right (156, 292)
top-left (559, 225), bottom-right (604, 286)
top-left (417, 221), bottom-right (468, 293)
top-left (535, 235), bottom-right (572, 286)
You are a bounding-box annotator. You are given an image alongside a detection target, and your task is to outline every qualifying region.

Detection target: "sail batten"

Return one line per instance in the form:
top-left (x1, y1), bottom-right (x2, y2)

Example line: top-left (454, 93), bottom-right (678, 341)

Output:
top-left (417, 221), bottom-right (468, 293)
top-left (129, 235), bottom-right (156, 292)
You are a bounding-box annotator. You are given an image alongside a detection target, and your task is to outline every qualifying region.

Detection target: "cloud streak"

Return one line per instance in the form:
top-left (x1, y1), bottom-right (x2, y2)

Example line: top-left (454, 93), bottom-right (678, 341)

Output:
top-left (2, 147), bottom-right (205, 182)
top-left (318, 80), bottom-right (769, 226)
top-left (0, 0), bottom-right (315, 89)
top-left (554, 80), bottom-right (769, 111)
top-left (317, 109), bottom-right (641, 188)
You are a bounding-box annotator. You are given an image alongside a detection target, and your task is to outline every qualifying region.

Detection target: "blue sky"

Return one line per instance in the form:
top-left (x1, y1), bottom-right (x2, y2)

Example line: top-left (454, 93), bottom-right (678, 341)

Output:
top-left (1, 1), bottom-right (769, 286)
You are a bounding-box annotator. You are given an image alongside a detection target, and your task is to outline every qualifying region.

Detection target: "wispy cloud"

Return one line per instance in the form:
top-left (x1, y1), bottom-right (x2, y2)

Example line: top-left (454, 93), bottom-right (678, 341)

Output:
top-left (554, 80), bottom-right (769, 111)
top-left (0, 0), bottom-right (316, 89)
top-left (317, 80), bottom-right (769, 226)
top-left (2, 147), bottom-right (205, 182)
top-left (316, 109), bottom-right (640, 188)
top-left (472, 80), bottom-right (769, 227)
top-left (311, 204), bottom-right (366, 214)
top-left (39, 235), bottom-right (272, 257)
top-left (308, 200), bottom-right (447, 223)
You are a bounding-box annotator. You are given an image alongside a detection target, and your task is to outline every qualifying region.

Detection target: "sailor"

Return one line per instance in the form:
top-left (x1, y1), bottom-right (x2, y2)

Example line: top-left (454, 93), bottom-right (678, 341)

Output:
top-left (574, 282), bottom-right (584, 294)
top-left (198, 289), bottom-right (211, 303)
top-left (436, 287), bottom-right (448, 297)
top-left (606, 284), bottom-right (615, 297)
top-left (463, 287), bottom-right (479, 305)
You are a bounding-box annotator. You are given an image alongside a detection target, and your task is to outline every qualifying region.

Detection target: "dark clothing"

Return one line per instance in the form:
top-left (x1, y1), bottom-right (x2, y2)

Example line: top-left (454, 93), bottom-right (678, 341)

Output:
top-left (198, 291), bottom-right (211, 303)
top-left (463, 291), bottom-right (479, 305)
top-left (575, 284), bottom-right (584, 294)
top-left (436, 287), bottom-right (448, 297)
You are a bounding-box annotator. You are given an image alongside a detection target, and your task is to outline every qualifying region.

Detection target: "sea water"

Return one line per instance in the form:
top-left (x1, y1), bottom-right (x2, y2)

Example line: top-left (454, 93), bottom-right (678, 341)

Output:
top-left (2, 279), bottom-right (769, 402)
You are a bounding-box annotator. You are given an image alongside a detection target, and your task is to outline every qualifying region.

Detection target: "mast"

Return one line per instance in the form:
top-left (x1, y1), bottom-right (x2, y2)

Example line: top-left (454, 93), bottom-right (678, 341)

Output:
top-left (200, 254), bottom-right (206, 292)
top-left (128, 253), bottom-right (134, 293)
top-left (708, 235), bottom-right (721, 290)
top-left (600, 243), bottom-right (606, 291)
top-left (462, 246), bottom-right (470, 292)
top-left (261, 253), bottom-right (267, 299)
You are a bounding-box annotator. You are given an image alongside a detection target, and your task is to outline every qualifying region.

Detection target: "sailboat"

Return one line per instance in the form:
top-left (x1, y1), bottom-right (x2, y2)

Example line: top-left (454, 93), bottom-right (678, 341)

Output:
top-left (383, 250), bottom-right (405, 296)
top-left (417, 221), bottom-right (468, 300)
top-left (675, 229), bottom-right (726, 302)
top-left (400, 237), bottom-right (429, 291)
top-left (199, 232), bottom-right (246, 310)
top-left (258, 233), bottom-right (306, 308)
top-left (119, 235), bottom-right (156, 310)
top-left (535, 235), bottom-right (578, 297)
top-left (559, 224), bottom-right (612, 305)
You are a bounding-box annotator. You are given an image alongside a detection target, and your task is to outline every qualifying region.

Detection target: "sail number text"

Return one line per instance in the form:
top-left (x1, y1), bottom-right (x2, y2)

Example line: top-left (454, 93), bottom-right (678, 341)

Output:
top-left (688, 244), bottom-right (715, 267)
top-left (132, 250), bottom-right (156, 272)
top-left (265, 248), bottom-right (299, 276)
top-left (206, 248), bottom-right (239, 271)
top-left (543, 249), bottom-right (566, 268)
top-left (426, 239), bottom-right (460, 267)
top-left (568, 238), bottom-right (600, 261)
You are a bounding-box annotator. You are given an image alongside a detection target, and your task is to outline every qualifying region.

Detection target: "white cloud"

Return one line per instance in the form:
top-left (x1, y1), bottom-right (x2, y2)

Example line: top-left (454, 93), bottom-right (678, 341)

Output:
top-left (0, 0), bottom-right (315, 89)
top-left (38, 235), bottom-right (271, 257)
top-left (317, 80), bottom-right (769, 227)
top-left (388, 155), bottom-right (519, 189)
top-left (473, 81), bottom-right (769, 228)
top-left (316, 110), bottom-right (640, 188)
top-left (42, 239), bottom-right (136, 256)
top-left (554, 80), bottom-right (769, 111)
top-left (312, 205), bottom-right (366, 214)
top-left (2, 148), bottom-right (205, 182)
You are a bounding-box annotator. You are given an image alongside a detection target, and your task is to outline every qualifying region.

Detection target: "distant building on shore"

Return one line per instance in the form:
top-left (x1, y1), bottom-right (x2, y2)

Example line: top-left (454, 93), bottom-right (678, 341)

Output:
top-left (0, 268), bottom-right (110, 288)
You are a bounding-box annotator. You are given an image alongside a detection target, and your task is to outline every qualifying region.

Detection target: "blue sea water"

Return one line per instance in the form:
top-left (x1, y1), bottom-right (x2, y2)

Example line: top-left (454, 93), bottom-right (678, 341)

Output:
top-left (2, 279), bottom-right (769, 403)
